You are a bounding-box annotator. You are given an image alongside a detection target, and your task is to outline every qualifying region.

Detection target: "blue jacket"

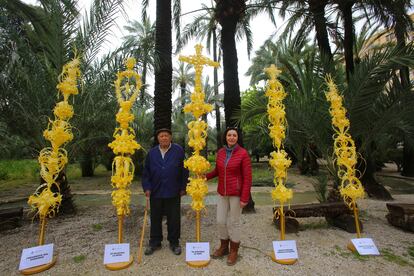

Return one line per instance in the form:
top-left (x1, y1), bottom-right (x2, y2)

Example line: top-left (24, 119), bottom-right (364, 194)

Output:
top-left (142, 143), bottom-right (189, 198)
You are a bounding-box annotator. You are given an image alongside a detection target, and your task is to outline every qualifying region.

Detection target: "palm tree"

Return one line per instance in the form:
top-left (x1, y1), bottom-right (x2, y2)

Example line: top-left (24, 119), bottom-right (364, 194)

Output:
top-left (245, 28), bottom-right (414, 199)
top-left (180, 0), bottom-right (253, 149)
top-left (334, 0), bottom-right (355, 81)
top-left (143, 0), bottom-right (181, 142)
top-left (122, 16), bottom-right (156, 106)
top-left (2, 0), bottom-right (124, 212)
top-left (245, 35), bottom-right (332, 175)
top-left (214, 0), bottom-right (261, 211)
top-left (358, 0), bottom-right (414, 176)
top-left (202, 75), bottom-right (224, 155)
top-left (71, 52), bottom-right (124, 177)
top-left (257, 0), bottom-right (334, 73)
top-left (214, 0), bottom-right (246, 129)
top-left (180, 2), bottom-right (222, 149)
top-left (172, 62), bottom-right (194, 149)
top-left (130, 108), bottom-right (155, 176)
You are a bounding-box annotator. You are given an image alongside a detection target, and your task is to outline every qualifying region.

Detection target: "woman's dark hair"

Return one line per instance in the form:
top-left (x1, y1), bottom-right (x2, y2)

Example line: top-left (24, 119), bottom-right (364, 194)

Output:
top-left (222, 127), bottom-right (240, 146)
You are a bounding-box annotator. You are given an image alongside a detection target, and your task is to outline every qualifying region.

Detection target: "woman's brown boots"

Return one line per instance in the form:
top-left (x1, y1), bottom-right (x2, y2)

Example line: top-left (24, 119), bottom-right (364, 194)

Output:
top-left (212, 239), bottom-right (229, 258)
top-left (211, 239), bottom-right (240, 266)
top-left (227, 240), bottom-right (240, 266)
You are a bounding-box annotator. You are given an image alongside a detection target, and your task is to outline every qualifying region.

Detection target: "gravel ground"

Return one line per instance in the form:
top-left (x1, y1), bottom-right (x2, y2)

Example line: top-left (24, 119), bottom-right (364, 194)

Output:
top-left (1, 195), bottom-right (414, 276)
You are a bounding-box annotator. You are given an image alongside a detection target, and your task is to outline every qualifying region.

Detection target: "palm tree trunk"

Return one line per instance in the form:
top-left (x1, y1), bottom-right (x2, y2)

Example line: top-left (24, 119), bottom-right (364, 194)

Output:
top-left (356, 140), bottom-right (392, 200)
top-left (221, 15), bottom-right (241, 129)
top-left (308, 0), bottom-right (333, 70)
top-left (55, 171), bottom-right (76, 214)
top-left (41, 170), bottom-right (76, 215)
top-left (358, 155), bottom-right (393, 200)
top-left (338, 0), bottom-right (355, 81)
top-left (216, 0), bottom-right (251, 210)
top-left (213, 29), bottom-right (222, 151)
top-left (140, 60), bottom-right (147, 106)
top-left (80, 151), bottom-right (94, 177)
top-left (180, 82), bottom-right (186, 150)
top-left (393, 9), bottom-right (414, 176)
top-left (153, 0), bottom-right (172, 142)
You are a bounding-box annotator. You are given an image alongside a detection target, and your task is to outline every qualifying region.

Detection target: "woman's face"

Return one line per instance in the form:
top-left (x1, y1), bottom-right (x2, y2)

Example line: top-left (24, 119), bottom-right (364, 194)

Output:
top-left (226, 130), bottom-right (238, 147)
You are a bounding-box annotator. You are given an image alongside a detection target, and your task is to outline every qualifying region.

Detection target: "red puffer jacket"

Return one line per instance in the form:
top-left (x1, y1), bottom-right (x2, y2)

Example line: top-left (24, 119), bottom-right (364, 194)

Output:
top-left (206, 145), bottom-right (252, 203)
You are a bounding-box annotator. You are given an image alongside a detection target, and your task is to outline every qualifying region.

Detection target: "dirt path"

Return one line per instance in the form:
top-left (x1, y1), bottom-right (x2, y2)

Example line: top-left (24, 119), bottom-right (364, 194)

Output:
top-left (1, 195), bottom-right (414, 275)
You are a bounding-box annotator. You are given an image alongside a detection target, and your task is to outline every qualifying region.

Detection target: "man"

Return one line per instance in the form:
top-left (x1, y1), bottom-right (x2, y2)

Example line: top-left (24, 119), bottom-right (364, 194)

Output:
top-left (142, 128), bottom-right (188, 255)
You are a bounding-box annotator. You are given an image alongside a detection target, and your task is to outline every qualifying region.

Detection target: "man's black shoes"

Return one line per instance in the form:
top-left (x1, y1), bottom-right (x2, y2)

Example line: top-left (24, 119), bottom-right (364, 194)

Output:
top-left (144, 245), bottom-right (161, 255)
top-left (144, 244), bottom-right (181, 255)
top-left (169, 244), bottom-right (182, 255)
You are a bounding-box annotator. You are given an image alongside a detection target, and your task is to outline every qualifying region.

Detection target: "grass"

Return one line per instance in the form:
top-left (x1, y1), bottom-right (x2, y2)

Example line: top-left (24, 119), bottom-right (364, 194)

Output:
top-left (381, 248), bottom-right (414, 267)
top-left (0, 159), bottom-right (108, 182)
top-left (92, 223), bottom-right (103, 231)
top-left (334, 245), bottom-right (369, 261)
top-left (251, 163), bottom-right (273, 186)
top-left (299, 220), bottom-right (329, 231)
top-left (73, 255), bottom-right (86, 263)
top-left (0, 159), bottom-right (109, 196)
top-left (333, 245), bottom-right (414, 267)
top-left (250, 162), bottom-right (297, 187)
top-left (0, 159), bottom-right (39, 181)
top-left (408, 246), bottom-right (414, 258)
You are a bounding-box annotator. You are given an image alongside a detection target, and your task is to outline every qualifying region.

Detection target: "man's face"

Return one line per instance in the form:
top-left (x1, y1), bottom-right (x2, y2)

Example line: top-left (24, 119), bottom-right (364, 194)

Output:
top-left (157, 131), bottom-right (172, 147)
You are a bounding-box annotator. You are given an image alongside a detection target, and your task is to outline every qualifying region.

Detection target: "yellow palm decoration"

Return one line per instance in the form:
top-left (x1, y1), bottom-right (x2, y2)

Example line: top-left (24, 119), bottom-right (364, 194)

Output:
top-left (28, 55), bottom-right (81, 246)
top-left (179, 44), bottom-right (219, 245)
top-left (325, 75), bottom-right (364, 244)
top-left (264, 65), bottom-right (293, 221)
top-left (264, 64), bottom-right (296, 265)
top-left (108, 57), bottom-right (142, 245)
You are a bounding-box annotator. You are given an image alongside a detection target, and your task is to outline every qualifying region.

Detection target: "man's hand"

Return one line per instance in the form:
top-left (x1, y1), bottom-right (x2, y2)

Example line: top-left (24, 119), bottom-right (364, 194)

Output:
top-left (145, 190), bottom-right (151, 198)
top-left (180, 190), bottom-right (186, 197)
top-left (240, 201), bottom-right (248, 209)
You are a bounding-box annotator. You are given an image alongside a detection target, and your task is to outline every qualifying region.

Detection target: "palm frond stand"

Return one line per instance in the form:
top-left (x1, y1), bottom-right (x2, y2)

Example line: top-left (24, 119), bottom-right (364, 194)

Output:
top-left (106, 58), bottom-right (142, 270)
top-left (21, 56), bottom-right (81, 275)
top-left (179, 44), bottom-right (219, 268)
top-left (325, 76), bottom-right (365, 252)
top-left (264, 64), bottom-right (297, 265)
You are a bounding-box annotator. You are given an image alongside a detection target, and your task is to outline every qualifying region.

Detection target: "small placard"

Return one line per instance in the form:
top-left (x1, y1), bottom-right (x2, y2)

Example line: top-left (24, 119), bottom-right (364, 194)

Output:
top-left (273, 240), bottom-right (298, 260)
top-left (186, 242), bottom-right (210, 262)
top-left (103, 243), bottom-right (130, 264)
top-left (19, 243), bottom-right (54, 270)
top-left (351, 238), bottom-right (380, 255)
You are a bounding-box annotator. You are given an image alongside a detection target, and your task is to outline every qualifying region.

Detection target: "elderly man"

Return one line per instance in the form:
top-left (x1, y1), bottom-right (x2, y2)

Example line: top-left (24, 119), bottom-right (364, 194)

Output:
top-left (142, 128), bottom-right (188, 255)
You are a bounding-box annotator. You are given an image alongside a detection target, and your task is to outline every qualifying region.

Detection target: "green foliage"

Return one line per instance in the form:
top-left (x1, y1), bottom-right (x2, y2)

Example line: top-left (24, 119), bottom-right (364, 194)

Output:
top-left (207, 153), bottom-right (216, 163)
top-left (0, 159), bottom-right (38, 181)
top-left (251, 162), bottom-right (274, 186)
top-left (300, 220), bottom-right (329, 231)
top-left (381, 248), bottom-right (414, 267)
top-left (334, 245), bottom-right (369, 261)
top-left (0, 0), bottom-right (125, 167)
top-left (243, 22), bottom-right (414, 197)
top-left (0, 159), bottom-right (108, 183)
top-left (0, 170), bottom-right (8, 181)
top-left (92, 223), bottom-right (103, 231)
top-left (73, 255), bottom-right (86, 263)
top-left (313, 174), bottom-right (328, 202)
top-left (408, 246), bottom-right (414, 258)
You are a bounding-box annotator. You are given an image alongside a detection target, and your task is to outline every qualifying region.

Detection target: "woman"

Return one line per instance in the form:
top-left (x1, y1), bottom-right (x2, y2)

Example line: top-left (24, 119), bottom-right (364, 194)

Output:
top-left (206, 127), bottom-right (252, 266)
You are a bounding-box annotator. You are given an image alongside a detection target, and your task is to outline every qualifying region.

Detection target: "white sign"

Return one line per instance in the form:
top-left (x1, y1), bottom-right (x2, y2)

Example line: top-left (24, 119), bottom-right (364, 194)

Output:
top-left (19, 243), bottom-right (54, 270)
top-left (103, 243), bottom-right (130, 264)
top-left (351, 238), bottom-right (380, 255)
top-left (273, 240), bottom-right (298, 260)
top-left (186, 242), bottom-right (210, 262)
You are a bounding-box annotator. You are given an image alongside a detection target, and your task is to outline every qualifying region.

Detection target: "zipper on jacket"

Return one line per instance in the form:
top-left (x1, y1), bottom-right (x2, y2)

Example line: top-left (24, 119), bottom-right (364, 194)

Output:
top-left (224, 149), bottom-right (233, 196)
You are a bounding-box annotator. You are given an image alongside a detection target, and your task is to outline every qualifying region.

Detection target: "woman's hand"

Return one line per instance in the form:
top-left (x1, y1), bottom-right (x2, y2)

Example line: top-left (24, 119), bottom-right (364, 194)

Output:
top-left (240, 201), bottom-right (248, 209)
